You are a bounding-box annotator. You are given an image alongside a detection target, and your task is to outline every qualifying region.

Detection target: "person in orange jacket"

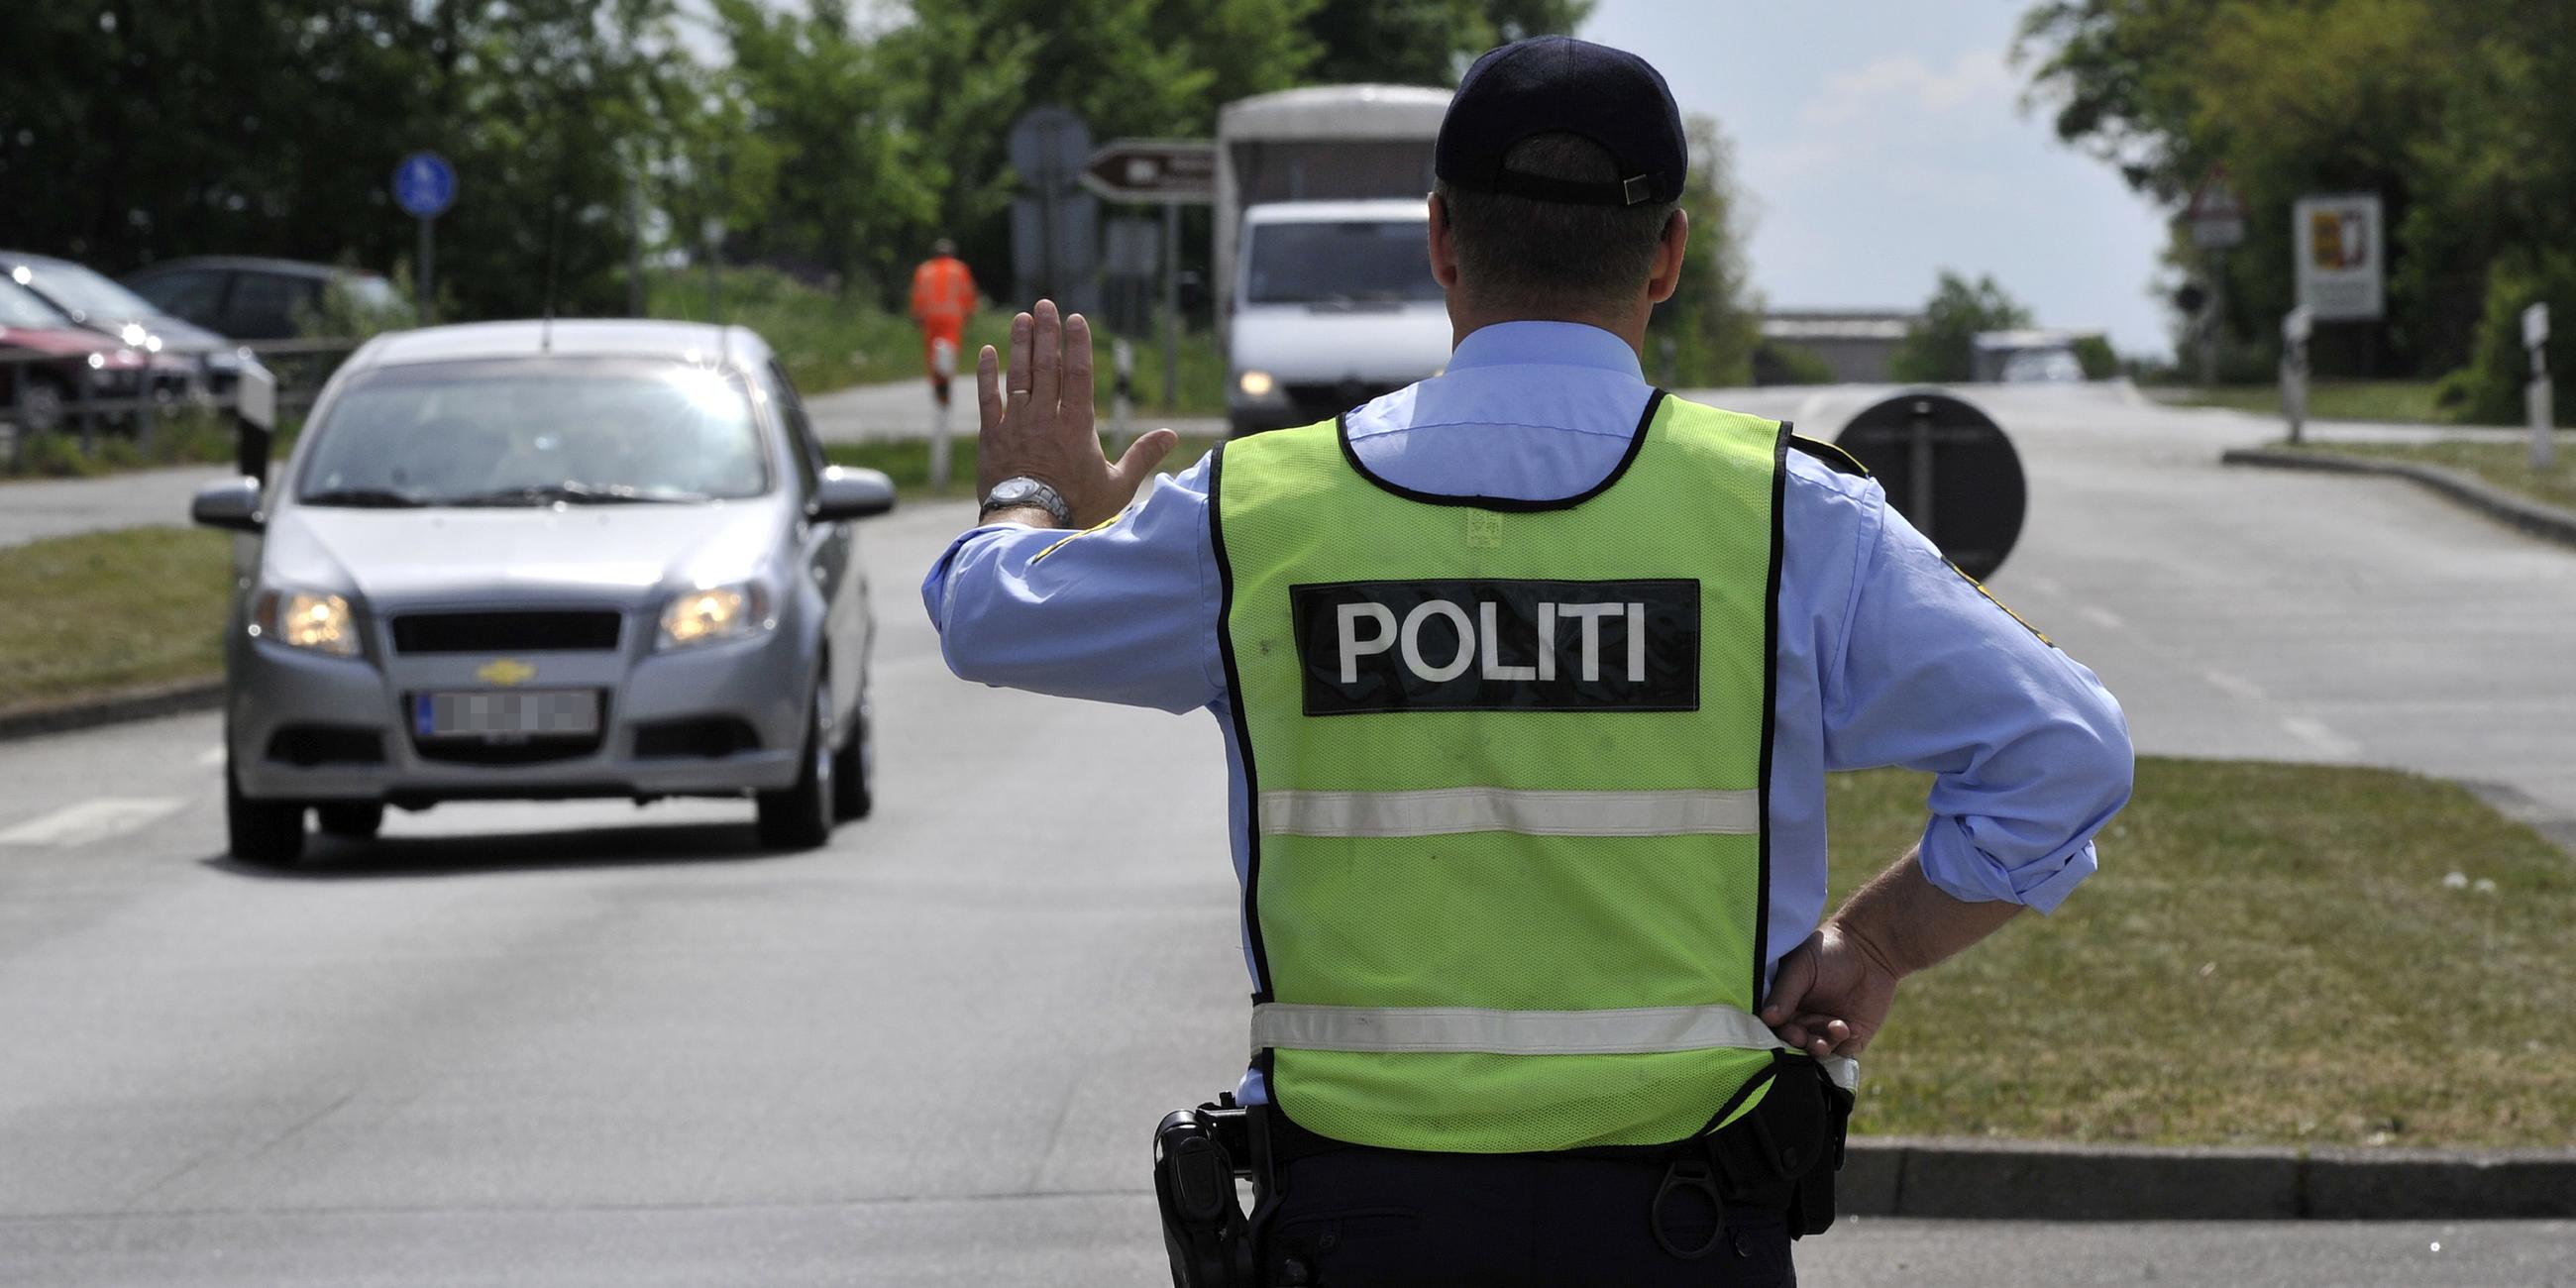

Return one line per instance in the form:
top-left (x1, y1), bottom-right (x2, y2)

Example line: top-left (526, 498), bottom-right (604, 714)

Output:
top-left (909, 239), bottom-right (979, 410)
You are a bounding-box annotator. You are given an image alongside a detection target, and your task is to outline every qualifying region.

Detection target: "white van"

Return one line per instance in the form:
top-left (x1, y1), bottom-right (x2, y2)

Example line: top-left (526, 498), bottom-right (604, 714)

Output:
top-left (1226, 199), bottom-right (1451, 435)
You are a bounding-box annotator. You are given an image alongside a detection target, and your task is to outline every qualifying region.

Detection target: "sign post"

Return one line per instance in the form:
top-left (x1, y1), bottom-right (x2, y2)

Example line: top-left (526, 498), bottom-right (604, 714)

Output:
top-left (391, 152), bottom-right (457, 324)
top-left (1833, 392), bottom-right (2028, 581)
top-left (2527, 302), bottom-right (2554, 472)
top-left (2282, 306), bottom-right (2313, 445)
top-left (2185, 166), bottom-right (2248, 387)
top-left (1082, 139), bottom-right (1215, 411)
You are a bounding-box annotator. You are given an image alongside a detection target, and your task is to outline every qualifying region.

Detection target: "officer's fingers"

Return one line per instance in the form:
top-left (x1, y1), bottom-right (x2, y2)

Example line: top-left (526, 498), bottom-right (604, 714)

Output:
top-left (1760, 942), bottom-right (1817, 1024)
top-left (1027, 299), bottom-right (1061, 416)
top-left (1063, 313), bottom-right (1096, 428)
top-left (1005, 312), bottom-right (1034, 402)
top-left (1113, 428), bottom-right (1180, 486)
top-left (976, 345), bottom-right (1005, 436)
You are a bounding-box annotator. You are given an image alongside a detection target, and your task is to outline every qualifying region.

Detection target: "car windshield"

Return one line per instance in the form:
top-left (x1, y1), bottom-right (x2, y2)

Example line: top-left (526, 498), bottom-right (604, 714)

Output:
top-left (1244, 219), bottom-right (1442, 305)
top-left (0, 279), bottom-right (72, 330)
top-left (298, 359), bottom-right (771, 505)
top-left (10, 258), bottom-right (160, 321)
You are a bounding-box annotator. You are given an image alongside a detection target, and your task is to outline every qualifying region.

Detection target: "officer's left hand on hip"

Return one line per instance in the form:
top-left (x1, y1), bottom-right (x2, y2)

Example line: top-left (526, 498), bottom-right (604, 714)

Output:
top-left (975, 299), bottom-right (1177, 527)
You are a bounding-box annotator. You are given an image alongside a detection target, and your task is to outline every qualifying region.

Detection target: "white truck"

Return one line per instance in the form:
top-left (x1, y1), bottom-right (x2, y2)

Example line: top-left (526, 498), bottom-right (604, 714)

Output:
top-left (1215, 85), bottom-right (1453, 436)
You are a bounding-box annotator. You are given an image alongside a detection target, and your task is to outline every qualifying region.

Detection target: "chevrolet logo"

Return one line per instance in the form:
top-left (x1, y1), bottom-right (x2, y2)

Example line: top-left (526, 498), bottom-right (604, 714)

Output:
top-left (476, 658), bottom-right (537, 687)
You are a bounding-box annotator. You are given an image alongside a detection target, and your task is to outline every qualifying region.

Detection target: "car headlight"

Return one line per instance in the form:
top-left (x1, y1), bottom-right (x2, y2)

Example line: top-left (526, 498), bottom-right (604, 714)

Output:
top-left (1236, 369), bottom-right (1276, 398)
top-left (658, 581), bottom-right (774, 650)
top-left (252, 590), bottom-right (361, 656)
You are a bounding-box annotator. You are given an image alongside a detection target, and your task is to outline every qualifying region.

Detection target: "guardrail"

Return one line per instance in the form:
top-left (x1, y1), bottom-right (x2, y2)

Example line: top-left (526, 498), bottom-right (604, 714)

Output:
top-left (0, 336), bottom-right (361, 473)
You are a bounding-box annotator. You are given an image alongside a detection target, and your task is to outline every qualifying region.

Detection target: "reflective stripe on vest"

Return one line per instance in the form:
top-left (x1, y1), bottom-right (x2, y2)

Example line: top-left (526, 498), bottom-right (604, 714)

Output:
top-left (1212, 391), bottom-right (1789, 1153)
top-left (1248, 1002), bottom-right (1859, 1090)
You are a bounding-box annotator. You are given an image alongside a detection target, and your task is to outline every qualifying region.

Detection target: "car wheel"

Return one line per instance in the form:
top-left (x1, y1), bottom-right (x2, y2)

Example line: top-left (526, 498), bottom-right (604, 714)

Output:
top-left (830, 695), bottom-right (873, 821)
top-left (315, 802), bottom-right (384, 840)
top-left (226, 757), bottom-right (305, 867)
top-left (755, 681), bottom-right (834, 850)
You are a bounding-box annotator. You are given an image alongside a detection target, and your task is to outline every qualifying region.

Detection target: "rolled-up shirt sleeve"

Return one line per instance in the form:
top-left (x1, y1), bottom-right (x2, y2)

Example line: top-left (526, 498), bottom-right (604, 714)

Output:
top-left (919, 454), bottom-right (1223, 714)
top-left (1821, 487), bottom-right (2133, 913)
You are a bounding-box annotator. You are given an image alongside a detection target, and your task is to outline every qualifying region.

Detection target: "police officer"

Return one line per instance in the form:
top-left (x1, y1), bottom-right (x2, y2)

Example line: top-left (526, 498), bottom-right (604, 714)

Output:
top-left (926, 37), bottom-right (2131, 1286)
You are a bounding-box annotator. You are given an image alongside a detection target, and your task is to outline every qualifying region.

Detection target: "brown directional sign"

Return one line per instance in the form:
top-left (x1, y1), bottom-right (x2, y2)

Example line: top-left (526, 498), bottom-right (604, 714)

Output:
top-left (1082, 140), bottom-right (1216, 204)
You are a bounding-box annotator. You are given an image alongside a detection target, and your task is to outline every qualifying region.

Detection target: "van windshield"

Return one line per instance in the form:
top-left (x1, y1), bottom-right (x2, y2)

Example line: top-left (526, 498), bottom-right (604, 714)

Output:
top-left (1243, 220), bottom-right (1441, 305)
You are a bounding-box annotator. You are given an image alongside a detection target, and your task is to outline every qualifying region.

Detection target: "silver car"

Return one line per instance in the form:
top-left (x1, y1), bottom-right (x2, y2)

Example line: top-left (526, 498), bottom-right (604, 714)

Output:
top-left (190, 320), bottom-right (896, 864)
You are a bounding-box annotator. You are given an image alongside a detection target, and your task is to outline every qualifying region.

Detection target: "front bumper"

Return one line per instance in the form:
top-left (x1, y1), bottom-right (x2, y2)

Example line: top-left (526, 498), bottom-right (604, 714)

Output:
top-left (228, 616), bottom-right (811, 805)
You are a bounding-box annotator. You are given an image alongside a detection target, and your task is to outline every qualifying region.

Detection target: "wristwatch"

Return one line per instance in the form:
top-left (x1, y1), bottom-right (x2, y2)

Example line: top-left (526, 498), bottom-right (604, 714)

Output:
top-left (980, 476), bottom-right (1073, 526)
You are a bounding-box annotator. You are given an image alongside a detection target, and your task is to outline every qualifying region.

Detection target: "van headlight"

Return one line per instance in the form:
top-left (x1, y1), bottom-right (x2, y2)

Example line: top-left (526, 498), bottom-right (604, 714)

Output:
top-left (658, 581), bottom-right (775, 650)
top-left (1236, 369), bottom-right (1277, 398)
top-left (252, 589), bottom-right (361, 656)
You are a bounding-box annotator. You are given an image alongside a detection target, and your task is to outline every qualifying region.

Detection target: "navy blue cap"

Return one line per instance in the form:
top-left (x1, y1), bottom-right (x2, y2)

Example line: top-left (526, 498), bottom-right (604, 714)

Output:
top-left (1435, 37), bottom-right (1687, 208)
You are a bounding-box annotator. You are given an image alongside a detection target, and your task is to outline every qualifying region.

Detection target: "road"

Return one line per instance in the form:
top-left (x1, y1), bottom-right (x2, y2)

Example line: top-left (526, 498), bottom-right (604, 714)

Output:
top-left (805, 376), bottom-right (1226, 445)
top-left (0, 463), bottom-right (228, 549)
top-left (3, 382), bottom-right (2572, 1284)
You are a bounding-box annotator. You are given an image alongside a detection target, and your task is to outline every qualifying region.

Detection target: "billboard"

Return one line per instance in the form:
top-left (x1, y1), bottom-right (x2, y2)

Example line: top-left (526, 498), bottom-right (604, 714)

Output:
top-left (2294, 194), bottom-right (2385, 322)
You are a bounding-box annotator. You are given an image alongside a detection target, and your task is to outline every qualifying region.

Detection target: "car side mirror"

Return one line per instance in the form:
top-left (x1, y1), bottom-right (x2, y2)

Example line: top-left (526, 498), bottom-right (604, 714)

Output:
top-left (809, 466), bottom-right (897, 522)
top-left (190, 477), bottom-right (266, 533)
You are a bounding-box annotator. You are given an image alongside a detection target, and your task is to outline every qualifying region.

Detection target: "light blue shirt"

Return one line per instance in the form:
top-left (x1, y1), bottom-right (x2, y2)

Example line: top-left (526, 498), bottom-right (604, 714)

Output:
top-left (924, 322), bottom-right (2132, 1089)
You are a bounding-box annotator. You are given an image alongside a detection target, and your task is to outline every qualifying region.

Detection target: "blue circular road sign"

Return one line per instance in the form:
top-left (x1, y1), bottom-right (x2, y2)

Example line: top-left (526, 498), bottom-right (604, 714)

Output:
top-left (392, 152), bottom-right (457, 219)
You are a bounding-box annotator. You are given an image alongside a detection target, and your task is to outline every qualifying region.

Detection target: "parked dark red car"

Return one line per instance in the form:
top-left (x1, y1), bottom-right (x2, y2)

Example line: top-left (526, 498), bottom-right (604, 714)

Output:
top-left (0, 277), bottom-right (150, 435)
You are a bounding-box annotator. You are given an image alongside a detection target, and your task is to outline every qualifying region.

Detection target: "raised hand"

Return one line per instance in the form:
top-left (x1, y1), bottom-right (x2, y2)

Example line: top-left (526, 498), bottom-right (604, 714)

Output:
top-left (974, 299), bottom-right (1178, 527)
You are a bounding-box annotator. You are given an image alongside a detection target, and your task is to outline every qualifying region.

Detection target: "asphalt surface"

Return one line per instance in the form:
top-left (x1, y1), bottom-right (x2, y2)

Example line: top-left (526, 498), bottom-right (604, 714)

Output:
top-left (805, 376), bottom-right (1226, 444)
top-left (0, 463), bottom-right (229, 549)
top-left (3, 382), bottom-right (2572, 1284)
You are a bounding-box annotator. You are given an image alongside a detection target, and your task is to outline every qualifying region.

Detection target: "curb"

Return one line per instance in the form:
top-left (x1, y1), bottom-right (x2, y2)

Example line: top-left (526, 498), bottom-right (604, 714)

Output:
top-left (2220, 447), bottom-right (2576, 549)
top-left (1841, 1136), bottom-right (2576, 1222)
top-left (0, 678), bottom-right (222, 742)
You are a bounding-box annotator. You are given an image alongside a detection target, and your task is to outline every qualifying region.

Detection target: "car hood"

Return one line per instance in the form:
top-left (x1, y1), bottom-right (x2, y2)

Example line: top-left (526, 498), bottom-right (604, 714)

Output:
top-left (1230, 303), bottom-right (1452, 382)
top-left (263, 497), bottom-right (790, 608)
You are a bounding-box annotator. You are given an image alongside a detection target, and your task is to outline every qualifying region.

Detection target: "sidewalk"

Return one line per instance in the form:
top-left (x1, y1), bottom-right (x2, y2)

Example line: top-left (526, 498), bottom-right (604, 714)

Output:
top-left (805, 377), bottom-right (1223, 444)
top-left (0, 464), bottom-right (228, 549)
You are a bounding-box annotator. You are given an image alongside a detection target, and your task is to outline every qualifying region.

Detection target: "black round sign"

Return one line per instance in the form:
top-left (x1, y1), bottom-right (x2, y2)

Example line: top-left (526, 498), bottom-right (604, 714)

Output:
top-left (1832, 390), bottom-right (2026, 581)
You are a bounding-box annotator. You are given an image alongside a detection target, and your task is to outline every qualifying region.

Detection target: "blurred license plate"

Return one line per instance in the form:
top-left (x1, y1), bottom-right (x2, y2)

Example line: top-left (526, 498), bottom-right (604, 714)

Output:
top-left (414, 690), bottom-right (599, 739)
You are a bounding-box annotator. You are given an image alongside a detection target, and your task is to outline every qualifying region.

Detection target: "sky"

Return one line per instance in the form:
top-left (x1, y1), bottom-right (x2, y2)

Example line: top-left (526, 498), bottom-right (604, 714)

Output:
top-left (1580, 0), bottom-right (2177, 357)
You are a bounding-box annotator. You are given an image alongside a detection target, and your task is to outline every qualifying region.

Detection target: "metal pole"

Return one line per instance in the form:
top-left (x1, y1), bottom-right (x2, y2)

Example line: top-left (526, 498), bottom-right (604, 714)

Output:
top-left (627, 180), bottom-right (646, 317)
top-left (2200, 250), bottom-right (2222, 387)
top-left (1907, 402), bottom-right (1936, 537)
top-left (418, 216), bottom-right (435, 325)
top-left (2533, 345), bottom-right (2555, 473)
top-left (705, 221), bottom-right (720, 322)
top-left (1114, 337), bottom-right (1135, 452)
top-left (1161, 201), bottom-right (1179, 410)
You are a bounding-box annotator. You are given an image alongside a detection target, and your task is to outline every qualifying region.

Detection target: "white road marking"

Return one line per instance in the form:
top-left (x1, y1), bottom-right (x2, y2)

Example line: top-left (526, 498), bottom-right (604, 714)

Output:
top-left (2279, 715), bottom-right (2362, 758)
top-left (2202, 669), bottom-right (2267, 701)
top-left (197, 746), bottom-right (226, 768)
top-left (2077, 605), bottom-right (2126, 630)
top-left (2022, 574), bottom-right (2066, 598)
top-left (0, 798), bottom-right (185, 847)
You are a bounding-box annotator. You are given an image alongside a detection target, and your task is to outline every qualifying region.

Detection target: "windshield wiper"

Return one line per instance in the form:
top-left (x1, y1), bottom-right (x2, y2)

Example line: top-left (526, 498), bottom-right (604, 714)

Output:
top-left (301, 486), bottom-right (430, 508)
top-left (445, 482), bottom-right (706, 507)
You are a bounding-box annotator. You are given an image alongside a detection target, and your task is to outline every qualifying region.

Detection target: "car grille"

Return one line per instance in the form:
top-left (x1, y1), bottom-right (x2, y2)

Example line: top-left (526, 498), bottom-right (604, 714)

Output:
top-left (390, 610), bottom-right (622, 654)
top-left (410, 733), bottom-right (604, 766)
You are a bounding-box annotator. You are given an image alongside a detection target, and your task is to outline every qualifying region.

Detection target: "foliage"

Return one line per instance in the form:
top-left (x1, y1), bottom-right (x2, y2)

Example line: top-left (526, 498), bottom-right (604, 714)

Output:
top-left (1753, 344), bottom-right (1837, 387)
top-left (1889, 271), bottom-right (2033, 383)
top-left (1302, 0), bottom-right (1591, 85)
top-left (1651, 115), bottom-right (1761, 388)
top-left (2072, 334), bottom-right (2119, 379)
top-left (2447, 249), bottom-right (2576, 426)
top-left (2016, 0), bottom-right (2576, 406)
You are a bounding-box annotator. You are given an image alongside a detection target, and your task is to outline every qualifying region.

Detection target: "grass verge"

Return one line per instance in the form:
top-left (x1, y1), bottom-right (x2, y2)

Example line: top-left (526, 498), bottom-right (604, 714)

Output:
top-left (644, 266), bottom-right (1227, 414)
top-left (0, 527), bottom-right (232, 709)
top-left (2161, 379), bottom-right (2447, 424)
top-left (826, 434), bottom-right (1227, 500)
top-left (1827, 758), bottom-right (2573, 1147)
top-left (2273, 435), bottom-right (2576, 513)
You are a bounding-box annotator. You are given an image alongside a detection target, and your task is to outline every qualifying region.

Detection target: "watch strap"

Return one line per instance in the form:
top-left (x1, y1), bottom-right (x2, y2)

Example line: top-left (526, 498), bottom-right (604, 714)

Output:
top-left (980, 477), bottom-right (1073, 525)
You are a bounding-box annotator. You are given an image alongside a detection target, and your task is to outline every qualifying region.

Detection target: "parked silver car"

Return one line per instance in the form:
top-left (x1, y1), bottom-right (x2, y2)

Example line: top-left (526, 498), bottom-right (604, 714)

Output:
top-left (190, 320), bottom-right (896, 864)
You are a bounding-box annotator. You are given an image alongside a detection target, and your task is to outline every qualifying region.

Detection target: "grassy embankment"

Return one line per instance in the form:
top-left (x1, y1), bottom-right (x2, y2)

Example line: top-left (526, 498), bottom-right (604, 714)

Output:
top-left (0, 527), bottom-right (233, 709)
top-left (2277, 434), bottom-right (2576, 513)
top-left (2162, 378), bottom-right (2451, 423)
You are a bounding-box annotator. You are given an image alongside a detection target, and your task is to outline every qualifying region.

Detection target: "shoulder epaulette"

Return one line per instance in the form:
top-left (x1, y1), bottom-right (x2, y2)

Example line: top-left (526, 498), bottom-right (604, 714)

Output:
top-left (1786, 433), bottom-right (1871, 478)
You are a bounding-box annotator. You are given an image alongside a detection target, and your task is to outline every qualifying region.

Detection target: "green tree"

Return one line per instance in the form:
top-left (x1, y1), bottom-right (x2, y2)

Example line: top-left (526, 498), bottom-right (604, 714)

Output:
top-left (1890, 271), bottom-right (2033, 383)
top-left (1301, 0), bottom-right (1591, 85)
top-left (1654, 115), bottom-right (1761, 386)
